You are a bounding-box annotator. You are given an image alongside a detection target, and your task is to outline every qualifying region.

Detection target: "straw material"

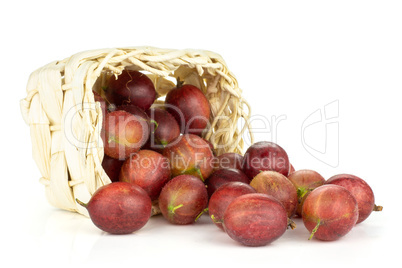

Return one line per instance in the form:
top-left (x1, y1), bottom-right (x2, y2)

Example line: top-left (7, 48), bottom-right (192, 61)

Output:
top-left (20, 47), bottom-right (253, 216)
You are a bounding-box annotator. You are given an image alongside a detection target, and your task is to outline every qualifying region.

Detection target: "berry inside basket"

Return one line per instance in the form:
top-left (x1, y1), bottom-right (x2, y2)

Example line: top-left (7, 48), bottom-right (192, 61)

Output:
top-left (20, 47), bottom-right (253, 216)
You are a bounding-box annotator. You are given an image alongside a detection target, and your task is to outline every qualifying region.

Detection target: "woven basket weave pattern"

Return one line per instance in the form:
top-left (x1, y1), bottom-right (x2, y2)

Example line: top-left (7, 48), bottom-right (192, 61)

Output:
top-left (20, 47), bottom-right (253, 216)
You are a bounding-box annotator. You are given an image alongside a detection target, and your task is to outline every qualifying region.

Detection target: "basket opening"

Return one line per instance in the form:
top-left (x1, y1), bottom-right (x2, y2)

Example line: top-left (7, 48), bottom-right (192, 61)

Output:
top-left (89, 64), bottom-right (248, 156)
top-left (92, 66), bottom-right (210, 107)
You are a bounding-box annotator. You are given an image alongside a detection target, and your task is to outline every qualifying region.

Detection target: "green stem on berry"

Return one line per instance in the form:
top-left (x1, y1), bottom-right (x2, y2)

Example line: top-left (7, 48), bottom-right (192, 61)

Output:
top-left (308, 219), bottom-right (321, 240)
top-left (297, 187), bottom-right (309, 199)
top-left (76, 198), bottom-right (88, 208)
top-left (150, 119), bottom-right (158, 133)
top-left (210, 215), bottom-right (224, 224)
top-left (181, 167), bottom-right (204, 182)
top-left (195, 168), bottom-right (204, 182)
top-left (195, 208), bottom-right (209, 222)
top-left (108, 135), bottom-right (123, 145)
top-left (168, 204), bottom-right (183, 215)
top-left (160, 140), bottom-right (169, 146)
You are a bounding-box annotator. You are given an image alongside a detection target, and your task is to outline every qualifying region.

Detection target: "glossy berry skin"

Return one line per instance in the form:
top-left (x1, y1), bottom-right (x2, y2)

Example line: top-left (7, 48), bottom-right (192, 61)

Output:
top-left (158, 175), bottom-right (208, 225)
top-left (242, 141), bottom-right (290, 180)
top-left (165, 82), bottom-right (210, 135)
top-left (214, 153), bottom-right (244, 171)
top-left (302, 185), bottom-right (358, 241)
top-left (287, 169), bottom-right (326, 217)
top-left (208, 182), bottom-right (256, 230)
top-left (163, 134), bottom-right (214, 181)
top-left (103, 110), bottom-right (150, 160)
top-left (105, 70), bottom-right (156, 111)
top-left (116, 104), bottom-right (151, 128)
top-left (325, 174), bottom-right (379, 224)
top-left (205, 168), bottom-right (250, 198)
top-left (145, 108), bottom-right (181, 150)
top-left (81, 182), bottom-right (152, 234)
top-left (101, 154), bottom-right (124, 182)
top-left (250, 171), bottom-right (298, 217)
top-left (223, 193), bottom-right (288, 247)
top-left (119, 150), bottom-right (171, 200)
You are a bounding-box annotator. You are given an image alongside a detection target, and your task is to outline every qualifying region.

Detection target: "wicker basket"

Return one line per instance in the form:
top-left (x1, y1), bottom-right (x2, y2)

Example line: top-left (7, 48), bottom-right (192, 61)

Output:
top-left (20, 46), bottom-right (253, 216)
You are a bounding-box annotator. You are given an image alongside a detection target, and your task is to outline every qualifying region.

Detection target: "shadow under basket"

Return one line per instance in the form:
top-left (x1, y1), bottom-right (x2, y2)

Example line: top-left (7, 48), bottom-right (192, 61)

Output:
top-left (20, 46), bottom-right (254, 216)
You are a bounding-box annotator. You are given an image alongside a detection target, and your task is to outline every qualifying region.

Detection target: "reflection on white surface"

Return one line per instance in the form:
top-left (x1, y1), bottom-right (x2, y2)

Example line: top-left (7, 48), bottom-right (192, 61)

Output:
top-left (6, 196), bottom-right (391, 268)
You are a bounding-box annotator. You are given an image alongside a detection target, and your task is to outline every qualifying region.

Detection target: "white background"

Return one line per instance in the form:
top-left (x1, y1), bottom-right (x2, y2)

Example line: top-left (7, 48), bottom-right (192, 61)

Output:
top-left (2, 1), bottom-right (401, 267)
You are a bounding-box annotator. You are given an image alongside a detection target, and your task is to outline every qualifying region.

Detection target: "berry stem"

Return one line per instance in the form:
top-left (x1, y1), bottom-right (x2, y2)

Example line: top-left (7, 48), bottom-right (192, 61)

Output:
top-left (151, 200), bottom-right (161, 216)
top-left (108, 135), bottom-right (123, 145)
top-left (75, 198), bottom-right (88, 208)
top-left (210, 215), bottom-right (224, 224)
top-left (160, 140), bottom-right (169, 146)
top-left (181, 167), bottom-right (204, 182)
top-left (195, 208), bottom-right (209, 222)
top-left (195, 168), bottom-right (204, 182)
top-left (308, 219), bottom-right (321, 240)
top-left (297, 187), bottom-right (309, 199)
top-left (168, 204), bottom-right (183, 214)
top-left (373, 204), bottom-right (383, 211)
top-left (287, 218), bottom-right (297, 230)
top-left (176, 77), bottom-right (184, 88)
top-left (150, 119), bottom-right (158, 133)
